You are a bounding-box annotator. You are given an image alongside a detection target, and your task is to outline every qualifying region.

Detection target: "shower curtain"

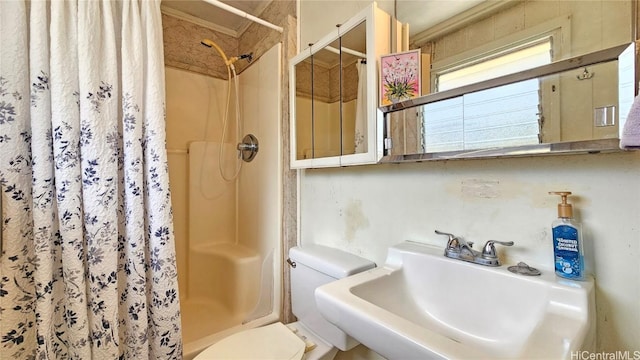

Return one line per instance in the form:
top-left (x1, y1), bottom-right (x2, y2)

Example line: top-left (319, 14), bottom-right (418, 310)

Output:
top-left (0, 1), bottom-right (182, 359)
top-left (354, 62), bottom-right (367, 153)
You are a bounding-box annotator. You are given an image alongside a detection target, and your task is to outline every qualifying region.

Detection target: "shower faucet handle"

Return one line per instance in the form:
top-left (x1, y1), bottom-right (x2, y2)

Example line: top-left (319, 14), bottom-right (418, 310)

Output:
top-left (237, 134), bottom-right (259, 162)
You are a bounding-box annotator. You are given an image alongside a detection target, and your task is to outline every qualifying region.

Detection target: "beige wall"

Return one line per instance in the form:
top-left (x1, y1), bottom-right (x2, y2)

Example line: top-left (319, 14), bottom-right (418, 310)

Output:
top-left (299, 0), bottom-right (640, 356)
top-left (300, 0), bottom-right (394, 49)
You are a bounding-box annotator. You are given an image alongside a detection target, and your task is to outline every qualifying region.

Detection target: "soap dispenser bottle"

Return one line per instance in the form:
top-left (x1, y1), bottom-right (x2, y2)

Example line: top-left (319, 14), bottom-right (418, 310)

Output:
top-left (549, 191), bottom-right (585, 280)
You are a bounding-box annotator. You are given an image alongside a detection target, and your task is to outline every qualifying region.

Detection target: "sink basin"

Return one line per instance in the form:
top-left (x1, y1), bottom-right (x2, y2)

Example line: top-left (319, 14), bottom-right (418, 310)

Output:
top-left (315, 241), bottom-right (595, 359)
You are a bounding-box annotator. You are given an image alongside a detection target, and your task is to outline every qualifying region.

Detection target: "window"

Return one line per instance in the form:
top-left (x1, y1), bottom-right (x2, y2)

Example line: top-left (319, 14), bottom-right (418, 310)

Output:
top-left (423, 39), bottom-right (552, 152)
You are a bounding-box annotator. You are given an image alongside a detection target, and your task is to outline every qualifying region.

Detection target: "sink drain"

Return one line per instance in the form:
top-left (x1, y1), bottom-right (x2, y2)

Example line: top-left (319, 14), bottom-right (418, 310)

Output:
top-left (508, 262), bottom-right (541, 276)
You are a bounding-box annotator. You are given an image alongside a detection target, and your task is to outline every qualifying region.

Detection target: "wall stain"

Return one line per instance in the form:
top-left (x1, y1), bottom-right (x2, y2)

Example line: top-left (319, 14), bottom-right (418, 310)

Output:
top-left (461, 179), bottom-right (500, 199)
top-left (344, 199), bottom-right (369, 242)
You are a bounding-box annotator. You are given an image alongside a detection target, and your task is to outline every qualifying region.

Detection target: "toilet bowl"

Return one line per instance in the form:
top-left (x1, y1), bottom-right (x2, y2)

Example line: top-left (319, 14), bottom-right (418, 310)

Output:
top-left (193, 244), bottom-right (376, 360)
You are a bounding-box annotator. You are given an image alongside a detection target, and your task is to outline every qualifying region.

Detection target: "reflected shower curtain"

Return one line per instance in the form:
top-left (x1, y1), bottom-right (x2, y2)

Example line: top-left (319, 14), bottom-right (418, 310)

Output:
top-left (0, 1), bottom-right (182, 359)
top-left (354, 62), bottom-right (367, 153)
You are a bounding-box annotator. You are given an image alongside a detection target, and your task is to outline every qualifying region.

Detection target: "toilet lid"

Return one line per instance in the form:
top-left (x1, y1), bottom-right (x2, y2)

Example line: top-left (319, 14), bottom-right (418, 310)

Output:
top-left (195, 322), bottom-right (306, 360)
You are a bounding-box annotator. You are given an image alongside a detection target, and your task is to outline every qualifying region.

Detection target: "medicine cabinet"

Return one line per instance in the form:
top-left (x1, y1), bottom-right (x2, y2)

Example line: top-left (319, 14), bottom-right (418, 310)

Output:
top-left (289, 3), bottom-right (391, 168)
top-left (381, 42), bottom-right (636, 161)
top-left (379, 0), bottom-right (636, 162)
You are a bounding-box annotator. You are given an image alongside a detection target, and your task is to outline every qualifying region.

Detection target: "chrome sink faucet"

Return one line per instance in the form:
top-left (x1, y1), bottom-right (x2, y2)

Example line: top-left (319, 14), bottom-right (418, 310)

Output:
top-left (435, 230), bottom-right (513, 267)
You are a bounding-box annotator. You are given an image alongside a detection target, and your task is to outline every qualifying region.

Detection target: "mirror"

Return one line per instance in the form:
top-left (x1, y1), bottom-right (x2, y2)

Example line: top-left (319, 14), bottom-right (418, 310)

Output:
top-left (294, 56), bottom-right (313, 160)
top-left (290, 2), bottom-right (392, 169)
top-left (341, 21), bottom-right (368, 155)
top-left (294, 45), bottom-right (342, 160)
top-left (292, 21), bottom-right (367, 161)
top-left (313, 40), bottom-right (341, 159)
top-left (384, 43), bottom-right (635, 160)
top-left (382, 0), bottom-right (636, 161)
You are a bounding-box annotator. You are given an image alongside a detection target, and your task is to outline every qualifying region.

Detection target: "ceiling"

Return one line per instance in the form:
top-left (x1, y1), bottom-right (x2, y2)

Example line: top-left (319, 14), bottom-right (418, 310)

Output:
top-left (161, 0), bottom-right (486, 38)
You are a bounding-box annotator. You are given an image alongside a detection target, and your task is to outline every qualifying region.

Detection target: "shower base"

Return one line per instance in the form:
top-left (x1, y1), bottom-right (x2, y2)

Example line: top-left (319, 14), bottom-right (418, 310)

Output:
top-left (180, 298), bottom-right (246, 345)
top-left (181, 294), bottom-right (280, 360)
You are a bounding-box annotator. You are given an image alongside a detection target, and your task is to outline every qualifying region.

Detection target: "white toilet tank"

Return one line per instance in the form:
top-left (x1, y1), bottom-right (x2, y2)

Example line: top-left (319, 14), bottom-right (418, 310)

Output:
top-left (288, 244), bottom-right (375, 351)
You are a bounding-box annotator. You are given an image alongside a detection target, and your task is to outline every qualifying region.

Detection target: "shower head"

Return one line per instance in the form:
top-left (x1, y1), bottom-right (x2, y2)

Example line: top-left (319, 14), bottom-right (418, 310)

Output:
top-left (200, 38), bottom-right (252, 67)
top-left (201, 38), bottom-right (235, 68)
top-left (201, 38), bottom-right (215, 48)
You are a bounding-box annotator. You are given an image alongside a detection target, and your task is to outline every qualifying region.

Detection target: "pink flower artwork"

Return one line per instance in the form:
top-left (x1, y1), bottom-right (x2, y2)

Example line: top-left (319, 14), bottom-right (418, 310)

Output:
top-left (380, 49), bottom-right (421, 106)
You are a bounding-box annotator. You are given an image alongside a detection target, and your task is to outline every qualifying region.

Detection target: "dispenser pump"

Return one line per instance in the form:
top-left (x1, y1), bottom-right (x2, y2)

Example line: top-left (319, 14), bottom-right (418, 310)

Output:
top-left (549, 191), bottom-right (573, 218)
top-left (549, 191), bottom-right (585, 280)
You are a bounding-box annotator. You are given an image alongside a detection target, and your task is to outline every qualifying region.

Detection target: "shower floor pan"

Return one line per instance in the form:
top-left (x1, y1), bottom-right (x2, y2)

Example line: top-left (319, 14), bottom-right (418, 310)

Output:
top-left (180, 298), bottom-right (246, 344)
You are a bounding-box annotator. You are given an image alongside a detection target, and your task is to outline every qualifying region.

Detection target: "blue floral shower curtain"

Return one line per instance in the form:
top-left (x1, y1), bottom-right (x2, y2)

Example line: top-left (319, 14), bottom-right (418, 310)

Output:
top-left (0, 1), bottom-right (182, 358)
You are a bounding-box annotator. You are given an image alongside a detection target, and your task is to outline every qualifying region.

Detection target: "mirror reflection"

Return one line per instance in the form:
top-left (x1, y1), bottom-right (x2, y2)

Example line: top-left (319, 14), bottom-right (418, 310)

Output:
top-left (340, 21), bottom-right (368, 155)
top-left (386, 42), bottom-right (635, 159)
top-left (294, 56), bottom-right (312, 160)
top-left (388, 56), bottom-right (627, 156)
top-left (312, 40), bottom-right (341, 158)
top-left (409, 0), bottom-right (632, 95)
top-left (384, 0), bottom-right (634, 160)
top-left (293, 21), bottom-right (367, 160)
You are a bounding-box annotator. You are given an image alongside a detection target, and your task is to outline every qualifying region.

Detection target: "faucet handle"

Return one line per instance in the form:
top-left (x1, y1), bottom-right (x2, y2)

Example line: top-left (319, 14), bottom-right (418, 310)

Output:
top-left (434, 230), bottom-right (455, 240)
top-left (481, 240), bottom-right (514, 259)
top-left (435, 230), bottom-right (473, 249)
top-left (435, 230), bottom-right (457, 248)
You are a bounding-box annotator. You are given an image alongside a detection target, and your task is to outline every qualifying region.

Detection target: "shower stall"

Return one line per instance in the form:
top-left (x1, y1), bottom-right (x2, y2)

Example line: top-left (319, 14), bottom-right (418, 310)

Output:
top-left (165, 37), bottom-right (283, 358)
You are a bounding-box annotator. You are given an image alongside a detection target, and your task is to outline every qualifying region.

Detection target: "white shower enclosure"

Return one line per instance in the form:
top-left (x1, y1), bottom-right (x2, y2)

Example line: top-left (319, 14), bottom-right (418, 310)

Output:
top-left (165, 44), bottom-right (282, 359)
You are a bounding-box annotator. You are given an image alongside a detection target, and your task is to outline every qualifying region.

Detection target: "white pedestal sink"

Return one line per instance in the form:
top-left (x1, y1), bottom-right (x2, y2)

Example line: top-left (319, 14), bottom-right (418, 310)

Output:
top-left (315, 241), bottom-right (595, 359)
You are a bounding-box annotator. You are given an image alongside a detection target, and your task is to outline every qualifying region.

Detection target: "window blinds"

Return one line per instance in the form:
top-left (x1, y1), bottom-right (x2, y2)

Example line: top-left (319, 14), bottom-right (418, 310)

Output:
top-left (423, 40), bottom-right (552, 152)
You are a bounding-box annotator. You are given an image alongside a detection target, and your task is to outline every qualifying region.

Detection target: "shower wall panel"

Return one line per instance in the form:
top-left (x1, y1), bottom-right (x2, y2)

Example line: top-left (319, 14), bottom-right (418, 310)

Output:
top-left (165, 68), bottom-right (234, 299)
top-left (237, 44), bottom-right (283, 321)
top-left (238, 44), bottom-right (281, 256)
top-left (188, 142), bottom-right (236, 248)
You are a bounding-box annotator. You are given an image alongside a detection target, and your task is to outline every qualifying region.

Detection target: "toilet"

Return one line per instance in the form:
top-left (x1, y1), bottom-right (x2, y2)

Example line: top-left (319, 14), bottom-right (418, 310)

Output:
top-left (194, 244), bottom-right (376, 360)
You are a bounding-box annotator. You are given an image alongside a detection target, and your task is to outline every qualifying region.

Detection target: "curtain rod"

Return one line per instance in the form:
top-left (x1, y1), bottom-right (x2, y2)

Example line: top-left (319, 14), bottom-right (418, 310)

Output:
top-left (325, 45), bottom-right (367, 59)
top-left (201, 0), bottom-right (283, 33)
